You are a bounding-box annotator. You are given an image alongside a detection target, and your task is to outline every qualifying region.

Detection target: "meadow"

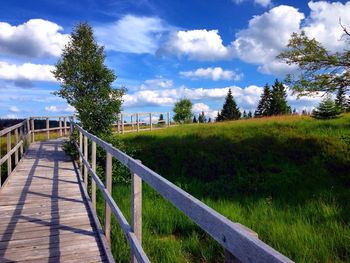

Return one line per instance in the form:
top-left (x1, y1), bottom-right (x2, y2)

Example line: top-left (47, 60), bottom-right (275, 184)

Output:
top-left (95, 114), bottom-right (350, 262)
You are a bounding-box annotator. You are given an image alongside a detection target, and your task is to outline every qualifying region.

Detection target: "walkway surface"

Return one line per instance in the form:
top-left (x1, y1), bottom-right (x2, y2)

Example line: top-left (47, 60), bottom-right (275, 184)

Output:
top-left (0, 139), bottom-right (108, 263)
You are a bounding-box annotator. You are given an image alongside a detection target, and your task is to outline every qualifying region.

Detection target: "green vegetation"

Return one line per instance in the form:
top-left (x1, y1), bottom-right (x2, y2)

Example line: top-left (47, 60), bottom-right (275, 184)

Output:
top-left (313, 95), bottom-right (341, 119)
top-left (216, 89), bottom-right (241, 121)
top-left (173, 99), bottom-right (193, 124)
top-left (53, 22), bottom-right (124, 136)
top-left (97, 114), bottom-right (350, 262)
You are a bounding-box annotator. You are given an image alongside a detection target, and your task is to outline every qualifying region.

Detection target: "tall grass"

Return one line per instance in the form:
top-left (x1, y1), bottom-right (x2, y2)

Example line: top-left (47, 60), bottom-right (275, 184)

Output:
top-left (95, 115), bottom-right (350, 262)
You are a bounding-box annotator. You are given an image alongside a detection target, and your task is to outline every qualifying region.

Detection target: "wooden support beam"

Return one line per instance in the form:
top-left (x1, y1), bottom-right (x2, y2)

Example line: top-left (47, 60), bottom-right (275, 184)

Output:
top-left (121, 114), bottom-right (124, 134)
top-left (131, 160), bottom-right (142, 263)
top-left (105, 152), bottom-right (112, 245)
top-left (64, 116), bottom-right (67, 136)
top-left (7, 132), bottom-right (11, 176)
top-left (19, 126), bottom-right (24, 157)
top-left (167, 112), bottom-right (170, 127)
top-left (136, 113), bottom-right (139, 132)
top-left (131, 115), bottom-right (134, 130)
top-left (79, 131), bottom-right (83, 173)
top-left (59, 117), bottom-right (62, 137)
top-left (91, 141), bottom-right (96, 211)
top-left (84, 135), bottom-right (88, 188)
top-left (31, 119), bottom-right (35, 142)
top-left (14, 128), bottom-right (19, 165)
top-left (149, 113), bottom-right (152, 131)
top-left (26, 119), bottom-right (31, 143)
top-left (46, 118), bottom-right (49, 140)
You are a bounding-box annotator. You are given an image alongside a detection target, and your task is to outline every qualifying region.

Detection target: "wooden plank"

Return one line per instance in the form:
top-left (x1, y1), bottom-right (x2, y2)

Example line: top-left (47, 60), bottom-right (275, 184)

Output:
top-left (84, 135), bottom-right (88, 188)
top-left (31, 118), bottom-right (35, 142)
top-left (46, 118), bottom-right (49, 140)
top-left (7, 132), bottom-right (11, 176)
top-left (59, 117), bottom-right (62, 136)
top-left (14, 128), bottom-right (19, 165)
top-left (0, 120), bottom-right (26, 136)
top-left (91, 141), bottom-right (97, 211)
top-left (105, 152), bottom-right (112, 246)
top-left (64, 116), bottom-right (67, 136)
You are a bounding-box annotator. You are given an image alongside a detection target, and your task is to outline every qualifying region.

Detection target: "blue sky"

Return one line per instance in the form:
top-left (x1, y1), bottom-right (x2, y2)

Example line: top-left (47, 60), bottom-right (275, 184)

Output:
top-left (0, 0), bottom-right (349, 119)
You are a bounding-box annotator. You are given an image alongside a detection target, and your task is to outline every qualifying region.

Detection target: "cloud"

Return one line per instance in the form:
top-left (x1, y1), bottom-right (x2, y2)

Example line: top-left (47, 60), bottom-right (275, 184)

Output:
top-left (159, 29), bottom-right (231, 60)
top-left (0, 19), bottom-right (69, 58)
top-left (95, 15), bottom-right (170, 54)
top-left (192, 102), bottom-right (210, 113)
top-left (232, 0), bottom-right (272, 7)
top-left (142, 78), bottom-right (173, 89)
top-left (0, 61), bottom-right (56, 82)
top-left (9, 106), bottom-right (20, 113)
top-left (180, 67), bottom-right (243, 81)
top-left (45, 105), bottom-right (75, 113)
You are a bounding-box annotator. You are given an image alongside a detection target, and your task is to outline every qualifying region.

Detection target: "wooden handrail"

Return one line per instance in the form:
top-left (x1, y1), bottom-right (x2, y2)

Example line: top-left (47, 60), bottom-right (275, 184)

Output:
top-left (73, 123), bottom-right (293, 263)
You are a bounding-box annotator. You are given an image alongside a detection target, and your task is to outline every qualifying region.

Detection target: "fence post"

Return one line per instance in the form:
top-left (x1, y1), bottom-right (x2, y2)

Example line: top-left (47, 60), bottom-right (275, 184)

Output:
top-left (26, 119), bottom-right (31, 144)
top-left (136, 113), bottom-right (139, 132)
top-left (14, 128), bottom-right (19, 165)
top-left (131, 160), bottom-right (142, 263)
top-left (31, 118), bottom-right (35, 142)
top-left (105, 152), bottom-right (112, 245)
top-left (79, 131), bottom-right (83, 173)
top-left (84, 135), bottom-right (88, 188)
top-left (91, 141), bottom-right (96, 211)
top-left (121, 114), bottom-right (124, 134)
top-left (64, 117), bottom-right (67, 136)
top-left (7, 132), bottom-right (11, 176)
top-left (19, 126), bottom-right (24, 157)
top-left (70, 116), bottom-right (74, 135)
top-left (167, 112), bottom-right (170, 127)
top-left (59, 117), bottom-right (62, 137)
top-left (117, 114), bottom-right (121, 134)
top-left (149, 113), bottom-right (152, 131)
top-left (131, 115), bottom-right (134, 131)
top-left (46, 118), bottom-right (49, 140)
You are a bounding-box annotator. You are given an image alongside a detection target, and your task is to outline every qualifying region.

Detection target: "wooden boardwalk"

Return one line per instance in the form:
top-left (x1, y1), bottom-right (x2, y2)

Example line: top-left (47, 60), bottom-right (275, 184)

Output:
top-left (0, 139), bottom-right (109, 263)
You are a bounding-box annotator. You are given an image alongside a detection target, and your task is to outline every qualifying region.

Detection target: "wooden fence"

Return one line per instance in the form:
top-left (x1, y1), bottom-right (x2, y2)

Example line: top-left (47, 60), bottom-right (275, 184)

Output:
top-left (73, 123), bottom-right (294, 263)
top-left (0, 115), bottom-right (73, 188)
top-left (115, 112), bottom-right (171, 134)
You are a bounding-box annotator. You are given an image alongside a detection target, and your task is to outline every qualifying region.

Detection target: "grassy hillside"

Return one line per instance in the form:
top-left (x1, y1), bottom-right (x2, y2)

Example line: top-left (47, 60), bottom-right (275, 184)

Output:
top-left (102, 115), bottom-right (350, 262)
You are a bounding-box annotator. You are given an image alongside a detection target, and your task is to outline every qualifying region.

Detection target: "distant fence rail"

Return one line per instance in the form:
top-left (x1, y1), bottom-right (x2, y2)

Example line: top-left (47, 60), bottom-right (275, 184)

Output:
top-left (73, 123), bottom-right (294, 263)
top-left (114, 112), bottom-right (171, 134)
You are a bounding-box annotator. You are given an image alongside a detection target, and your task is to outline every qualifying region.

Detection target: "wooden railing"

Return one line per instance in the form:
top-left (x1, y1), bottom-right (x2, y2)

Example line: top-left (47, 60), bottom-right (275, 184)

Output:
top-left (115, 112), bottom-right (171, 134)
top-left (73, 123), bottom-right (294, 263)
top-left (0, 115), bottom-right (73, 188)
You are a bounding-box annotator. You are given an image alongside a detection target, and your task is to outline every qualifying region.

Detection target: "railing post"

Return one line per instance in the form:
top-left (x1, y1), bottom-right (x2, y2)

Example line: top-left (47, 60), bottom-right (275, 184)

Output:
top-left (167, 112), bottom-right (170, 127)
top-left (105, 152), bottom-right (112, 245)
top-left (59, 117), bottom-right (62, 137)
top-left (31, 118), bottom-right (35, 142)
top-left (26, 119), bottom-right (31, 144)
top-left (79, 131), bottom-right (83, 173)
top-left (70, 116), bottom-right (74, 135)
top-left (131, 160), bottom-right (142, 263)
top-left (19, 126), bottom-right (23, 157)
top-left (64, 117), bottom-right (67, 136)
top-left (91, 141), bottom-right (96, 211)
top-left (46, 117), bottom-right (49, 140)
top-left (131, 115), bottom-right (134, 131)
top-left (14, 128), bottom-right (19, 165)
top-left (117, 114), bottom-right (121, 134)
top-left (136, 113), bottom-right (139, 132)
top-left (149, 113), bottom-right (152, 131)
top-left (7, 132), bottom-right (11, 176)
top-left (121, 114), bottom-right (124, 134)
top-left (84, 135), bottom-right (88, 188)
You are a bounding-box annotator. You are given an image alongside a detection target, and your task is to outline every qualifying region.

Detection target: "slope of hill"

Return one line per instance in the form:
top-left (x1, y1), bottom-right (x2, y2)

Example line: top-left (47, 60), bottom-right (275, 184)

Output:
top-left (108, 115), bottom-right (350, 262)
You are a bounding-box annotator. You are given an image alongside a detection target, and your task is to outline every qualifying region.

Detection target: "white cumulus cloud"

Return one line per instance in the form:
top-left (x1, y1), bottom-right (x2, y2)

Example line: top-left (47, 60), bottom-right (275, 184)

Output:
top-left (0, 62), bottom-right (56, 82)
top-left (180, 67), bottom-right (243, 81)
top-left (45, 105), bottom-right (75, 113)
top-left (95, 15), bottom-right (170, 54)
top-left (0, 19), bottom-right (69, 58)
top-left (192, 102), bottom-right (210, 113)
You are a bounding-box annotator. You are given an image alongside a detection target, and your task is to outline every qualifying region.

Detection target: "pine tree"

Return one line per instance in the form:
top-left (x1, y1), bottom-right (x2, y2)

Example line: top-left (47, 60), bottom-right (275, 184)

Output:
top-left (247, 111), bottom-right (253, 118)
top-left (335, 86), bottom-right (347, 112)
top-left (270, 79), bottom-right (291, 115)
top-left (242, 110), bottom-right (247, 119)
top-left (193, 115), bottom-right (197, 123)
top-left (255, 84), bottom-right (271, 117)
top-left (312, 95), bottom-right (341, 119)
top-left (216, 111), bottom-right (221, 122)
top-left (158, 113), bottom-right (164, 124)
top-left (198, 111), bottom-right (206, 123)
top-left (292, 108), bottom-right (297, 115)
top-left (208, 117), bottom-right (212, 123)
top-left (219, 89), bottom-right (241, 121)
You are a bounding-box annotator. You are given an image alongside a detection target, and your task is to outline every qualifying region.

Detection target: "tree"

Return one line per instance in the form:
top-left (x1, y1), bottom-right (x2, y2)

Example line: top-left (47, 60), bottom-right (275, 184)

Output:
top-left (335, 86), bottom-right (348, 112)
top-left (158, 113), bottom-right (164, 124)
top-left (173, 99), bottom-right (193, 124)
top-left (208, 117), bottom-right (212, 123)
top-left (255, 84), bottom-right (271, 117)
top-left (198, 111), bottom-right (206, 123)
top-left (53, 22), bottom-right (124, 136)
top-left (247, 111), bottom-right (253, 118)
top-left (242, 110), bottom-right (247, 119)
top-left (193, 115), bottom-right (197, 123)
top-left (312, 95), bottom-right (341, 119)
top-left (270, 79), bottom-right (291, 115)
top-left (218, 89), bottom-right (241, 121)
top-left (277, 29), bottom-right (350, 96)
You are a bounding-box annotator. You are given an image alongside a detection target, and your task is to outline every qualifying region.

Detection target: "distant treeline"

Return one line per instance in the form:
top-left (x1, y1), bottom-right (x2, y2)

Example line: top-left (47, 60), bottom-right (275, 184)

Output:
top-left (0, 119), bottom-right (67, 131)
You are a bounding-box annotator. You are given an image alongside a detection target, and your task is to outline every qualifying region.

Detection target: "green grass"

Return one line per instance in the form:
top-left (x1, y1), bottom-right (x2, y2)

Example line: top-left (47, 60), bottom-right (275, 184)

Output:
top-left (96, 115), bottom-right (350, 262)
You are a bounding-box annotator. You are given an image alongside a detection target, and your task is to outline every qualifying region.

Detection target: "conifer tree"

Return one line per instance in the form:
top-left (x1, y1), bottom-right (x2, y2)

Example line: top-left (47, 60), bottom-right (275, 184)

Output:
top-left (208, 117), bottom-right (212, 123)
top-left (242, 110), bottom-right (247, 119)
top-left (312, 95), bottom-right (341, 119)
top-left (335, 86), bottom-right (348, 112)
top-left (158, 113), bottom-right (164, 124)
top-left (255, 84), bottom-right (271, 117)
top-left (247, 111), bottom-right (253, 118)
top-left (270, 79), bottom-right (291, 115)
top-left (218, 89), bottom-right (241, 121)
top-left (198, 111), bottom-right (206, 123)
top-left (193, 115), bottom-right (197, 123)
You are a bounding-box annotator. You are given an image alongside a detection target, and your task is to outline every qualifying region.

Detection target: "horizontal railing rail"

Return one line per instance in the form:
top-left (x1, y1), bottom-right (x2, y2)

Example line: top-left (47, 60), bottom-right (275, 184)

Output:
top-left (73, 123), bottom-right (294, 263)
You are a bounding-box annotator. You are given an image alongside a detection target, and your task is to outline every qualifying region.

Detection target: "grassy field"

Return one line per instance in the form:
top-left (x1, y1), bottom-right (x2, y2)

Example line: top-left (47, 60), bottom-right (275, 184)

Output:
top-left (95, 114), bottom-right (350, 262)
